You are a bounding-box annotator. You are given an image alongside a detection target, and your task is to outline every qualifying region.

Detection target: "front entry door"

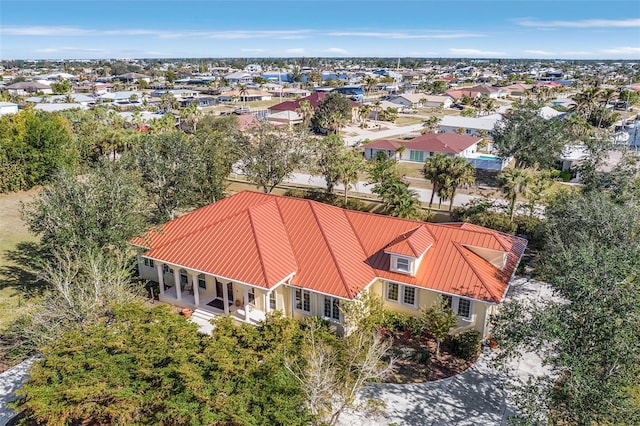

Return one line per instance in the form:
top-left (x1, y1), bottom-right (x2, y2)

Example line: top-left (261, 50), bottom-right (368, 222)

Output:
top-left (215, 279), bottom-right (233, 304)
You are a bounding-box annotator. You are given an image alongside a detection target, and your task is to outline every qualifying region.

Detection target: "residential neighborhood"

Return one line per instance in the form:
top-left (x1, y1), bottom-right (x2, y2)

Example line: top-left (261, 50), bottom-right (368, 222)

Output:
top-left (1, 1), bottom-right (639, 425)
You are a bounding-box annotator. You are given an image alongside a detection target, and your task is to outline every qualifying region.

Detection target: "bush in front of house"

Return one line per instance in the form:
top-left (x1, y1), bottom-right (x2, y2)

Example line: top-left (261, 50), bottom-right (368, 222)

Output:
top-left (448, 330), bottom-right (482, 361)
top-left (380, 311), bottom-right (423, 338)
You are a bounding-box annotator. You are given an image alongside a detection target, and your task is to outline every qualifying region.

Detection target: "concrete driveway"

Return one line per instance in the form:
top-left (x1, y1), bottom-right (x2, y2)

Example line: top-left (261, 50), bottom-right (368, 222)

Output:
top-left (0, 358), bottom-right (34, 426)
top-left (340, 279), bottom-right (553, 426)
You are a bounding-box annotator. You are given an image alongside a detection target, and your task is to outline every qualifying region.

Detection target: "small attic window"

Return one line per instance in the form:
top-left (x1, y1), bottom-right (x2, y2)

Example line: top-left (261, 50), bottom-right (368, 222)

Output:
top-left (391, 255), bottom-right (414, 275)
top-left (396, 257), bottom-right (410, 272)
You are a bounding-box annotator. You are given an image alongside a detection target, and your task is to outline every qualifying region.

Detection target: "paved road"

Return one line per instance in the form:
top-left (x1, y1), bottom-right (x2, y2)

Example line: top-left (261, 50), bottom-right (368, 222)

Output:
top-left (339, 279), bottom-right (554, 426)
top-left (282, 171), bottom-right (483, 209)
top-left (0, 358), bottom-right (35, 426)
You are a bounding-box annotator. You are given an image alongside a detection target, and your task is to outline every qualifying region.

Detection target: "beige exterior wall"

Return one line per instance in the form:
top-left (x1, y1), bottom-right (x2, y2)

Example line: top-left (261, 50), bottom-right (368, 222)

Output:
top-left (370, 279), bottom-right (492, 338)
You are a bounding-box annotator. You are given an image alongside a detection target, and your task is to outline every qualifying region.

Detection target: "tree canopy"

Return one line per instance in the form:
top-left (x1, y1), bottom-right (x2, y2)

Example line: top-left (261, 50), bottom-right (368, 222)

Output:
top-left (311, 92), bottom-right (352, 134)
top-left (491, 100), bottom-right (568, 169)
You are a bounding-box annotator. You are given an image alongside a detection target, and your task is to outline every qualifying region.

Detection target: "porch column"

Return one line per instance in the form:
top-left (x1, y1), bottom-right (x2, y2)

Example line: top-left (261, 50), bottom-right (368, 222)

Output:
top-left (243, 288), bottom-right (250, 321)
top-left (191, 273), bottom-right (200, 307)
top-left (222, 280), bottom-right (230, 316)
top-left (156, 263), bottom-right (165, 295)
top-left (174, 268), bottom-right (182, 300)
top-left (264, 292), bottom-right (270, 313)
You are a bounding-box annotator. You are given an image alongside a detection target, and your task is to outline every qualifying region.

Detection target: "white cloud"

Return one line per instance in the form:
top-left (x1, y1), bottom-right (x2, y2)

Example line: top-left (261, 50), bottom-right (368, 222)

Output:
top-left (449, 48), bottom-right (506, 56)
top-left (322, 47), bottom-right (348, 55)
top-left (327, 31), bottom-right (484, 39)
top-left (203, 30), bottom-right (310, 39)
top-left (601, 47), bottom-right (640, 55)
top-left (35, 46), bottom-right (110, 55)
top-left (285, 48), bottom-right (305, 55)
top-left (2, 26), bottom-right (93, 36)
top-left (516, 18), bottom-right (640, 28)
top-left (241, 48), bottom-right (266, 53)
top-left (524, 50), bottom-right (554, 56)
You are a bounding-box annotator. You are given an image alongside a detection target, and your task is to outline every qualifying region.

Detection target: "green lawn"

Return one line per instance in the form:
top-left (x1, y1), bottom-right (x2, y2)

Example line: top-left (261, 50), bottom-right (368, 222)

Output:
top-left (0, 189), bottom-right (40, 331)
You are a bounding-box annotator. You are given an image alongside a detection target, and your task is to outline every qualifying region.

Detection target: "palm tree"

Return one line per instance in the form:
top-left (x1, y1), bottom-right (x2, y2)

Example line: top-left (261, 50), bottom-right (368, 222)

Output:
top-left (498, 168), bottom-right (531, 220)
top-left (423, 154), bottom-right (475, 211)
top-left (421, 116), bottom-right (441, 134)
top-left (359, 104), bottom-right (372, 125)
top-left (363, 76), bottom-right (378, 95)
top-left (443, 157), bottom-right (475, 212)
top-left (237, 84), bottom-right (249, 109)
top-left (338, 150), bottom-right (363, 203)
top-left (296, 100), bottom-right (314, 128)
top-left (423, 153), bottom-right (449, 207)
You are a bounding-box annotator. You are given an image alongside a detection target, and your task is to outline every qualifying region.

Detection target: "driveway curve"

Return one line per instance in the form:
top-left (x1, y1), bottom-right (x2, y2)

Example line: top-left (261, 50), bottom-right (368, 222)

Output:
top-left (340, 279), bottom-right (553, 426)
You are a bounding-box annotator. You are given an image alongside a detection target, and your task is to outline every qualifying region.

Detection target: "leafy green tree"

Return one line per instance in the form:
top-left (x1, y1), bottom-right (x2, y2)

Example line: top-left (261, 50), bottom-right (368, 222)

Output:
top-left (125, 130), bottom-right (200, 221)
top-left (191, 115), bottom-right (241, 205)
top-left (619, 89), bottom-right (639, 106)
top-left (50, 79), bottom-right (71, 94)
top-left (428, 80), bottom-right (447, 94)
top-left (492, 192), bottom-right (640, 425)
top-left (422, 296), bottom-right (458, 357)
top-left (23, 162), bottom-right (149, 255)
top-left (15, 303), bottom-right (211, 426)
top-left (311, 134), bottom-right (348, 194)
top-left (238, 122), bottom-right (311, 193)
top-left (311, 92), bottom-right (352, 134)
top-left (423, 153), bottom-right (475, 211)
top-left (0, 110), bottom-right (77, 191)
top-left (491, 99), bottom-right (568, 169)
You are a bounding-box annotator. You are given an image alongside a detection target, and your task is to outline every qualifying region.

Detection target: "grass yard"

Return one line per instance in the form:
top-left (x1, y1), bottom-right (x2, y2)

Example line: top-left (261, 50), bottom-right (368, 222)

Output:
top-left (0, 189), bottom-right (40, 331)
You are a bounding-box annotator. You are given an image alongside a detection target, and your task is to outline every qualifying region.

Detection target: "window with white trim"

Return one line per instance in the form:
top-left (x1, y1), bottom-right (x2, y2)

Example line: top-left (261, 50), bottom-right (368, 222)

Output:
top-left (294, 288), bottom-right (311, 313)
top-left (198, 275), bottom-right (206, 289)
top-left (386, 282), bottom-right (399, 302)
top-left (323, 296), bottom-right (341, 321)
top-left (442, 295), bottom-right (472, 320)
top-left (143, 258), bottom-right (154, 268)
top-left (269, 292), bottom-right (277, 310)
top-left (395, 257), bottom-right (410, 273)
top-left (385, 281), bottom-right (418, 307)
top-left (163, 264), bottom-right (172, 274)
top-left (248, 288), bottom-right (255, 306)
top-left (403, 287), bottom-right (416, 306)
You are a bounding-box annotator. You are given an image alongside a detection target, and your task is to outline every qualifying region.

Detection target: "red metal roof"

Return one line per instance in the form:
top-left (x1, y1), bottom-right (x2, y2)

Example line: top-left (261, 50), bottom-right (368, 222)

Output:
top-left (134, 191), bottom-right (526, 303)
top-left (269, 92), bottom-right (358, 113)
top-left (362, 139), bottom-right (404, 150)
top-left (404, 133), bottom-right (480, 154)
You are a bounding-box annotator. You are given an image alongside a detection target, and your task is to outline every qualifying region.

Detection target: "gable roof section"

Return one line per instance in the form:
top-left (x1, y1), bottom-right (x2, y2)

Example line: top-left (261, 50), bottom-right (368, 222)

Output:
top-left (362, 139), bottom-right (404, 150)
top-left (269, 92), bottom-right (358, 113)
top-left (404, 133), bottom-right (480, 154)
top-left (134, 192), bottom-right (526, 303)
top-left (141, 197), bottom-right (297, 289)
top-left (385, 225), bottom-right (435, 258)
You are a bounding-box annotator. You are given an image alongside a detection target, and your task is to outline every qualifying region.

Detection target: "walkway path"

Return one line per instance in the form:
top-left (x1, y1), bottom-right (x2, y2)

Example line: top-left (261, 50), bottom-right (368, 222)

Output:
top-left (0, 358), bottom-right (35, 426)
top-left (339, 279), bottom-right (554, 426)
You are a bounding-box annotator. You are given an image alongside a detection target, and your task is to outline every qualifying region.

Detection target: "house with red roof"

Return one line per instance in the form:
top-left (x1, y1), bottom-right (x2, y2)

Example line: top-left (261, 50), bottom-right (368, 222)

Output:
top-left (133, 191), bottom-right (526, 337)
top-left (363, 133), bottom-right (482, 162)
top-left (269, 92), bottom-right (360, 122)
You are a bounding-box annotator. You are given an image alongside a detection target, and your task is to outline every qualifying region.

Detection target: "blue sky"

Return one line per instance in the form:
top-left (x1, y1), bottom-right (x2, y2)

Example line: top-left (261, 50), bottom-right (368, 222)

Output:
top-left (1, 0), bottom-right (639, 59)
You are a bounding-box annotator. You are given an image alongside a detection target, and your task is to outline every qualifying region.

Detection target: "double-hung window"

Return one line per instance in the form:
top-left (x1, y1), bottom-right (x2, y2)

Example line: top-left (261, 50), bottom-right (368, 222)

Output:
top-left (294, 288), bottom-right (311, 313)
top-left (143, 258), bottom-right (154, 268)
top-left (269, 292), bottom-right (277, 310)
top-left (323, 296), bottom-right (341, 322)
top-left (385, 282), bottom-right (418, 307)
top-left (198, 275), bottom-right (206, 289)
top-left (441, 295), bottom-right (472, 320)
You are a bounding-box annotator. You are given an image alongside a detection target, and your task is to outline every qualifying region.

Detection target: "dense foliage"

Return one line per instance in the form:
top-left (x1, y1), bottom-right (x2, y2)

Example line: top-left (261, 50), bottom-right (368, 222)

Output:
top-left (14, 305), bottom-right (312, 426)
top-left (0, 110), bottom-right (77, 192)
top-left (492, 191), bottom-right (640, 425)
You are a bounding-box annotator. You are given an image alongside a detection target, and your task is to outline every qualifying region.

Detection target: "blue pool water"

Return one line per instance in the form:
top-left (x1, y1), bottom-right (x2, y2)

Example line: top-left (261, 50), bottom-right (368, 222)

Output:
top-left (476, 155), bottom-right (501, 161)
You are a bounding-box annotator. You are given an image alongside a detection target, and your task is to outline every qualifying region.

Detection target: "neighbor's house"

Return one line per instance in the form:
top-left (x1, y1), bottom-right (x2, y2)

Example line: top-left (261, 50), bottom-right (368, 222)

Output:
top-left (6, 81), bottom-right (52, 96)
top-left (217, 89), bottom-right (273, 103)
top-left (269, 92), bottom-right (359, 122)
top-left (438, 114), bottom-right (502, 137)
top-left (363, 133), bottom-right (481, 162)
top-left (133, 191), bottom-right (527, 338)
top-left (387, 94), bottom-right (452, 110)
top-left (0, 102), bottom-right (19, 116)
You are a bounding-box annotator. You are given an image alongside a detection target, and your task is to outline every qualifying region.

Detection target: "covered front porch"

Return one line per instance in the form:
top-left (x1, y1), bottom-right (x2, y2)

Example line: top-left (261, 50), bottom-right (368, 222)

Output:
top-left (160, 285), bottom-right (267, 325)
top-left (153, 260), bottom-right (271, 326)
